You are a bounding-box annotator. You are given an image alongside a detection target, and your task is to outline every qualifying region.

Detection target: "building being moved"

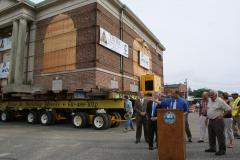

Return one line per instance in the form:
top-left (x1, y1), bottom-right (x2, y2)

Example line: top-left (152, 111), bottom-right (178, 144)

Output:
top-left (0, 0), bottom-right (165, 98)
top-left (0, 0), bottom-right (166, 129)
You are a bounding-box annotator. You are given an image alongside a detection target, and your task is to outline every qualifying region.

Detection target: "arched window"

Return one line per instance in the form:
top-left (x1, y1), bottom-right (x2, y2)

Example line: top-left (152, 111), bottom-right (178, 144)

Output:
top-left (42, 14), bottom-right (76, 73)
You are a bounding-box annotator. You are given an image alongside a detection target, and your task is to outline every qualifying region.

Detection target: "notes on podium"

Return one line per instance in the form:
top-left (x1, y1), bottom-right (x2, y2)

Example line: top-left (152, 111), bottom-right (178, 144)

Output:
top-left (157, 109), bottom-right (185, 160)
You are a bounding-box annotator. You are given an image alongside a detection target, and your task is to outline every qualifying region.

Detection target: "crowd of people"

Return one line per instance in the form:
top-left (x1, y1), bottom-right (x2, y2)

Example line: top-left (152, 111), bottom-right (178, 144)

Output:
top-left (122, 90), bottom-right (240, 156)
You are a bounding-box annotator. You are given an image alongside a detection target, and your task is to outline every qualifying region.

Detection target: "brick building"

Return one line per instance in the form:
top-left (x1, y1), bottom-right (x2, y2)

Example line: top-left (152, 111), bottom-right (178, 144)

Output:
top-left (0, 0), bottom-right (165, 96)
top-left (164, 84), bottom-right (187, 98)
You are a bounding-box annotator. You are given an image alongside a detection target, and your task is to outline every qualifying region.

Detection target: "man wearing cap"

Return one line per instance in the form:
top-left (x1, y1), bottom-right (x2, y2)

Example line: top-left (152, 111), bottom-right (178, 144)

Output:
top-left (231, 93), bottom-right (240, 138)
top-left (123, 95), bottom-right (134, 132)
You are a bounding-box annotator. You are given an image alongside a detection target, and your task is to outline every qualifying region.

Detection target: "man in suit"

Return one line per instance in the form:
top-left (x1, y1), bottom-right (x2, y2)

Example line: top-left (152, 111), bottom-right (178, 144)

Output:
top-left (146, 91), bottom-right (162, 150)
top-left (135, 91), bottom-right (149, 143)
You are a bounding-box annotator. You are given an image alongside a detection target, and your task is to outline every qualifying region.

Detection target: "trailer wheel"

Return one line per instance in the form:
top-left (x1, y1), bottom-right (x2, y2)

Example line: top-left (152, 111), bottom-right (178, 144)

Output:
top-left (106, 114), bottom-right (112, 129)
top-left (1, 111), bottom-right (14, 122)
top-left (40, 111), bottom-right (55, 125)
top-left (72, 112), bottom-right (88, 128)
top-left (82, 112), bottom-right (90, 127)
top-left (110, 112), bottom-right (121, 128)
top-left (93, 113), bottom-right (109, 130)
top-left (27, 111), bottom-right (39, 124)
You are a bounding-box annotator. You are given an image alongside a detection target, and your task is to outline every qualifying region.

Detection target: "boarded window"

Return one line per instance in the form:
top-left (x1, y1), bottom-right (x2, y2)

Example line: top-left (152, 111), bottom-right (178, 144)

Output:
top-left (42, 14), bottom-right (76, 73)
top-left (133, 39), bottom-right (152, 77)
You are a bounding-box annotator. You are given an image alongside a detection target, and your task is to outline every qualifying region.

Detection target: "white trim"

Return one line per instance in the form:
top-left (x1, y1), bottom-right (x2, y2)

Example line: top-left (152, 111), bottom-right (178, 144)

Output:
top-left (36, 0), bottom-right (97, 21)
top-left (34, 67), bottom-right (139, 81)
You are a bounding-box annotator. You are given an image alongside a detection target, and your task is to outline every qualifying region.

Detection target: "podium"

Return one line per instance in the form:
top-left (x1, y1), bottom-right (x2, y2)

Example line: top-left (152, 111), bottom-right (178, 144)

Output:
top-left (157, 109), bottom-right (185, 160)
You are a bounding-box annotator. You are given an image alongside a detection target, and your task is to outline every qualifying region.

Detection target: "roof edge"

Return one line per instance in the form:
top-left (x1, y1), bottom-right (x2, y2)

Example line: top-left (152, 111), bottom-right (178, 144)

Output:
top-left (113, 0), bottom-right (166, 51)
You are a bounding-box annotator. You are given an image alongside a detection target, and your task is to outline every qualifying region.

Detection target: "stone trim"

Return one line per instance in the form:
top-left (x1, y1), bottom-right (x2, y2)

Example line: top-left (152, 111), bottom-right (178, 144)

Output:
top-left (34, 67), bottom-right (139, 81)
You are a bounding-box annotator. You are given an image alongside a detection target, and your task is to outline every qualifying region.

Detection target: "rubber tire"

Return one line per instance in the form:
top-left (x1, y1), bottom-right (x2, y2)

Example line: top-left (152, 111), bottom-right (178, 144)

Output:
top-left (106, 114), bottom-right (112, 129)
top-left (27, 111), bottom-right (39, 124)
top-left (1, 111), bottom-right (14, 122)
top-left (72, 112), bottom-right (88, 128)
top-left (110, 112), bottom-right (121, 128)
top-left (40, 111), bottom-right (55, 125)
top-left (82, 112), bottom-right (89, 127)
top-left (93, 113), bottom-right (109, 130)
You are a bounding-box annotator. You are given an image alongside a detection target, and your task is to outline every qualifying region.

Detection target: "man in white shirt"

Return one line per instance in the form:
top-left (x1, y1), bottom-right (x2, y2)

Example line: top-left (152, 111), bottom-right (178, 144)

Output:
top-left (205, 90), bottom-right (231, 156)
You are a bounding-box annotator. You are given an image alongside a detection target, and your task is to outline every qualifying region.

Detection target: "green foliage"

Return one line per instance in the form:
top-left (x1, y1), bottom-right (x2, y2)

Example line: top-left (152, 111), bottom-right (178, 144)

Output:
top-left (189, 88), bottom-right (226, 98)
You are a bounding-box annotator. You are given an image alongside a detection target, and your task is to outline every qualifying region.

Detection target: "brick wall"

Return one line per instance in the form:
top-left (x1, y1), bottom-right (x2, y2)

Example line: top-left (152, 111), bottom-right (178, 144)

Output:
top-left (96, 4), bottom-right (163, 91)
top-left (33, 2), bottom-right (163, 93)
top-left (34, 3), bottom-right (97, 92)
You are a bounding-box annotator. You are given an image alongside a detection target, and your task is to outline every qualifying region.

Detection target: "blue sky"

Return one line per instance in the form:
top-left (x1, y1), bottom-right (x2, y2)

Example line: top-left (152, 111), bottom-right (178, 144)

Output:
top-left (30, 0), bottom-right (240, 93)
top-left (120, 0), bottom-right (240, 93)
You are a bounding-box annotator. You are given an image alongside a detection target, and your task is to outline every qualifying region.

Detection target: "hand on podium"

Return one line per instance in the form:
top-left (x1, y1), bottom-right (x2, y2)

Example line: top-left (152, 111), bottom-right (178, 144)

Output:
top-left (151, 117), bottom-right (157, 121)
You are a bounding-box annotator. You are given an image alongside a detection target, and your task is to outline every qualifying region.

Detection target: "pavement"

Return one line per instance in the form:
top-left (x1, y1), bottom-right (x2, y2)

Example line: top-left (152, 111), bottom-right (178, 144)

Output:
top-left (0, 113), bottom-right (239, 160)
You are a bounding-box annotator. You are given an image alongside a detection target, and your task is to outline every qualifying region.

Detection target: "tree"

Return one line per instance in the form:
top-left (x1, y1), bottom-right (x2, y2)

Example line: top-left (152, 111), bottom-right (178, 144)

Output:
top-left (189, 88), bottom-right (210, 98)
top-left (189, 88), bottom-right (227, 98)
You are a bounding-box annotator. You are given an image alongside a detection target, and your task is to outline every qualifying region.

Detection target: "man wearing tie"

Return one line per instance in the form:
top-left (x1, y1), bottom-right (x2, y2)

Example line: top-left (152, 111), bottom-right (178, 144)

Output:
top-left (135, 91), bottom-right (149, 143)
top-left (146, 91), bottom-right (162, 150)
top-left (170, 91), bottom-right (192, 142)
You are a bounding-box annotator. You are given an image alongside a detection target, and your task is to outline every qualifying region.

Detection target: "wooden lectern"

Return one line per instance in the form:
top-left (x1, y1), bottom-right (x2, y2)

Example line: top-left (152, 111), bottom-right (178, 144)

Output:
top-left (157, 109), bottom-right (185, 160)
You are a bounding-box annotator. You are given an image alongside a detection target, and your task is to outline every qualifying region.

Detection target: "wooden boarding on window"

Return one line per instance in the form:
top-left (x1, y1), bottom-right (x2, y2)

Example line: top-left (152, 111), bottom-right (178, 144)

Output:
top-left (42, 14), bottom-right (76, 73)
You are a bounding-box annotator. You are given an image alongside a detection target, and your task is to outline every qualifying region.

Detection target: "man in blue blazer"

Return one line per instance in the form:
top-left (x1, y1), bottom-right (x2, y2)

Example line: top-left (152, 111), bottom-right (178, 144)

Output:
top-left (165, 91), bottom-right (192, 142)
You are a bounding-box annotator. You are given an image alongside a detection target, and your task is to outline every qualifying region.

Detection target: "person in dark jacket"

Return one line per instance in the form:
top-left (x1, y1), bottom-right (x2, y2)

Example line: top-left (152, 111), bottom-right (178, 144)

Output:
top-left (134, 91), bottom-right (149, 143)
top-left (146, 91), bottom-right (162, 150)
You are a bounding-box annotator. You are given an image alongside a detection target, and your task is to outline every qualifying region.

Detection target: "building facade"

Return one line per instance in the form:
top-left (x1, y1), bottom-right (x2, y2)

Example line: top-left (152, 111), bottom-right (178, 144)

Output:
top-left (164, 84), bottom-right (187, 98)
top-left (0, 0), bottom-right (165, 95)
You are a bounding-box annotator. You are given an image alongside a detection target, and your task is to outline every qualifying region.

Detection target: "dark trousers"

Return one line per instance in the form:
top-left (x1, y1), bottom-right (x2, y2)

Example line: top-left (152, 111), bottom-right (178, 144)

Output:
top-left (148, 120), bottom-right (157, 148)
top-left (185, 114), bottom-right (192, 139)
top-left (208, 118), bottom-right (226, 152)
top-left (136, 115), bottom-right (148, 142)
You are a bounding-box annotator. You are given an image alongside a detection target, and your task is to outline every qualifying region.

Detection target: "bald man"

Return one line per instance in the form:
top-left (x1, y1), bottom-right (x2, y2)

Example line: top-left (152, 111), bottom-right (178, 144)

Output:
top-left (205, 90), bottom-right (231, 156)
top-left (134, 91), bottom-right (149, 143)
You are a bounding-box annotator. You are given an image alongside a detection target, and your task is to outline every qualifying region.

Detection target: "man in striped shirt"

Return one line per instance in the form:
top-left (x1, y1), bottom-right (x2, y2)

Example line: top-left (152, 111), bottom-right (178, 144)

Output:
top-left (198, 92), bottom-right (209, 143)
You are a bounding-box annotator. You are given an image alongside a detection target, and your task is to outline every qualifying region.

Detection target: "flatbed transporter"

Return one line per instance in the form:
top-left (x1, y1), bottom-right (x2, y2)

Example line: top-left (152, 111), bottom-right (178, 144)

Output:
top-left (0, 74), bottom-right (160, 130)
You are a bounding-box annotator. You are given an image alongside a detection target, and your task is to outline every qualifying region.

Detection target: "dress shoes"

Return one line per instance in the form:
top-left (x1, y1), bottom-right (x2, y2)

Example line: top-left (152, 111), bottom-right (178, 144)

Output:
top-left (135, 140), bottom-right (140, 144)
top-left (205, 148), bottom-right (216, 152)
top-left (215, 151), bottom-right (226, 156)
top-left (197, 140), bottom-right (204, 143)
top-left (149, 146), bottom-right (154, 150)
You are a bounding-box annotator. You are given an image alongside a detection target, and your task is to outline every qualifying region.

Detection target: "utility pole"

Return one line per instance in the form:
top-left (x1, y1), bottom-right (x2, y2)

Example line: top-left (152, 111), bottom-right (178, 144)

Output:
top-left (185, 78), bottom-right (188, 99)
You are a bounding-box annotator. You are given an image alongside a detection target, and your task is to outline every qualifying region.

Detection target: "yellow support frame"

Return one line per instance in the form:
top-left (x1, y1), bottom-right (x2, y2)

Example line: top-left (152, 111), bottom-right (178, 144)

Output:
top-left (0, 99), bottom-right (124, 110)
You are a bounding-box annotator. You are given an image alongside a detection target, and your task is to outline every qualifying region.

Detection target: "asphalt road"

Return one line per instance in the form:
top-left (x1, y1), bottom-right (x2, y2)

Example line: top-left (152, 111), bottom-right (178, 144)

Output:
top-left (0, 113), bottom-right (239, 160)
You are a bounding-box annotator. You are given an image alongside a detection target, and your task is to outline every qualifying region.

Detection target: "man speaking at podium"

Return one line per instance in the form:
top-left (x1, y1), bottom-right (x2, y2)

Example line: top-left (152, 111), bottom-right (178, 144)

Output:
top-left (166, 91), bottom-right (192, 142)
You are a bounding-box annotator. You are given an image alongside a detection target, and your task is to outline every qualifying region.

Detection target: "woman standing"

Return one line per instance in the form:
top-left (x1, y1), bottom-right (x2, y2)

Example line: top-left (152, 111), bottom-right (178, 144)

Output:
top-left (221, 93), bottom-right (234, 148)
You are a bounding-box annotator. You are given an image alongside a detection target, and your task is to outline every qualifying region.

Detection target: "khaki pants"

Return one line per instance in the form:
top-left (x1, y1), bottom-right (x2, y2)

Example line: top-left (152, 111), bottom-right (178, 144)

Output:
top-left (233, 116), bottom-right (240, 136)
top-left (199, 115), bottom-right (207, 141)
top-left (136, 115), bottom-right (148, 142)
